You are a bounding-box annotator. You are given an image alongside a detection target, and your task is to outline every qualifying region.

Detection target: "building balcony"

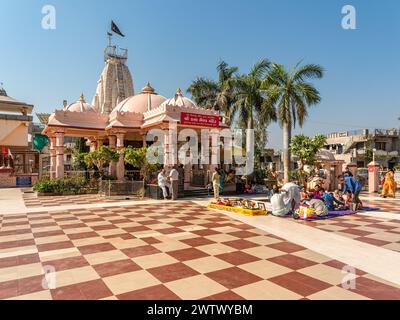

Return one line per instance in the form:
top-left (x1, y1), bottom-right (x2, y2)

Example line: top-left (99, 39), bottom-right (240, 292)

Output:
top-left (356, 149), bottom-right (399, 157)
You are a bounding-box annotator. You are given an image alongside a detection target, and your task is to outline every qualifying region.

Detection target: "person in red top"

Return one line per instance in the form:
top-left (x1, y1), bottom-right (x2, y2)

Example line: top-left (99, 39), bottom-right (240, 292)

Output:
top-left (312, 185), bottom-right (323, 199)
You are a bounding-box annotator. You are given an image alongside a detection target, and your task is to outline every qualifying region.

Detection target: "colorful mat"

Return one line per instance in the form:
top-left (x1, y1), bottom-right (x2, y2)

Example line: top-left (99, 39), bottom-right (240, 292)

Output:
top-left (359, 206), bottom-right (380, 212)
top-left (299, 210), bottom-right (356, 221)
top-left (276, 210), bottom-right (356, 221)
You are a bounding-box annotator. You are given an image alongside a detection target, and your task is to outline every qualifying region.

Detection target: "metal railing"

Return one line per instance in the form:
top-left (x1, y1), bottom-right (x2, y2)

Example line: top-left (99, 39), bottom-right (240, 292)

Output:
top-left (99, 180), bottom-right (145, 198)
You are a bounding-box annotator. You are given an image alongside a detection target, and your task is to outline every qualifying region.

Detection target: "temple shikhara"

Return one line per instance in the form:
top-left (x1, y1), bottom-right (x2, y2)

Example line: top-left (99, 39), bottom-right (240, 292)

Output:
top-left (42, 41), bottom-right (228, 188)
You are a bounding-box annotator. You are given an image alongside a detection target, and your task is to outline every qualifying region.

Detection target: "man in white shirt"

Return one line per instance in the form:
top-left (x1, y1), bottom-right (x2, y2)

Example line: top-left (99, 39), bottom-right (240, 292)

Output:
top-left (270, 188), bottom-right (291, 216)
top-left (281, 182), bottom-right (301, 212)
top-left (169, 165), bottom-right (179, 200)
top-left (158, 168), bottom-right (170, 200)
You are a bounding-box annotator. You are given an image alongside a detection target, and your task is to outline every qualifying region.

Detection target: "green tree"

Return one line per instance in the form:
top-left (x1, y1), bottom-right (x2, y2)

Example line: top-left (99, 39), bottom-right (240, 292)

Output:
top-left (262, 62), bottom-right (324, 183)
top-left (71, 138), bottom-right (89, 170)
top-left (123, 146), bottom-right (162, 182)
top-left (187, 61), bottom-right (238, 124)
top-left (290, 134), bottom-right (327, 187)
top-left (84, 146), bottom-right (120, 178)
top-left (232, 59), bottom-right (276, 131)
top-left (72, 152), bottom-right (88, 171)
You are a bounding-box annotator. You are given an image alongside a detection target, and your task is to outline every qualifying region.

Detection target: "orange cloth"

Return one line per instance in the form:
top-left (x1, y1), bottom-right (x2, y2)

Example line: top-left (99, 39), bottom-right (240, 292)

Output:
top-left (382, 171), bottom-right (397, 197)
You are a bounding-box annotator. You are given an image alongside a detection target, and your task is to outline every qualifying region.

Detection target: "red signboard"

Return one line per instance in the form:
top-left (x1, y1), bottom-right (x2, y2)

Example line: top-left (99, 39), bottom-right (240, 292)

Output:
top-left (180, 112), bottom-right (219, 128)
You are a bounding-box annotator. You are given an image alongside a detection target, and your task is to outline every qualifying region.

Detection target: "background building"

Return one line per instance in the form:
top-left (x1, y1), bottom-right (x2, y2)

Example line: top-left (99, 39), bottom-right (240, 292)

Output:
top-left (325, 128), bottom-right (400, 168)
top-left (0, 85), bottom-right (39, 186)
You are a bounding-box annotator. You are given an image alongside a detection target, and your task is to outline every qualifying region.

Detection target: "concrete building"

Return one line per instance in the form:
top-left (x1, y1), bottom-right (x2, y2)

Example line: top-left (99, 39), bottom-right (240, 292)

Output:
top-left (0, 85), bottom-right (39, 187)
top-left (325, 128), bottom-right (400, 168)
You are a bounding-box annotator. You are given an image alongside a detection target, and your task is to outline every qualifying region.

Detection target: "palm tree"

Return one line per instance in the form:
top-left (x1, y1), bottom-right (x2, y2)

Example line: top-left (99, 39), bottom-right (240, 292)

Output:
top-left (262, 62), bottom-right (324, 183)
top-left (231, 59), bottom-right (277, 176)
top-left (187, 61), bottom-right (238, 123)
top-left (231, 59), bottom-right (276, 131)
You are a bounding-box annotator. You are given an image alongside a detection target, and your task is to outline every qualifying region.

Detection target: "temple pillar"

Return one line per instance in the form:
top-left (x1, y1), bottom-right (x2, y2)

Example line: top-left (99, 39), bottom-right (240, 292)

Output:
top-left (184, 164), bottom-right (191, 190)
top-left (49, 136), bottom-right (56, 180)
top-left (55, 132), bottom-right (65, 179)
top-left (141, 131), bottom-right (147, 148)
top-left (108, 135), bottom-right (117, 177)
top-left (368, 161), bottom-right (380, 193)
top-left (210, 130), bottom-right (220, 172)
top-left (97, 138), bottom-right (104, 149)
top-left (323, 163), bottom-right (331, 190)
top-left (334, 162), bottom-right (343, 190)
top-left (116, 133), bottom-right (125, 181)
top-left (89, 138), bottom-right (97, 152)
top-left (163, 129), bottom-right (171, 169)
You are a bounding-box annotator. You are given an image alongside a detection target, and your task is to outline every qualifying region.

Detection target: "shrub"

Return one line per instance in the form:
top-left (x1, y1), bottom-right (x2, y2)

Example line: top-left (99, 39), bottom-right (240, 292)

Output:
top-left (33, 177), bottom-right (92, 194)
top-left (124, 146), bottom-right (162, 182)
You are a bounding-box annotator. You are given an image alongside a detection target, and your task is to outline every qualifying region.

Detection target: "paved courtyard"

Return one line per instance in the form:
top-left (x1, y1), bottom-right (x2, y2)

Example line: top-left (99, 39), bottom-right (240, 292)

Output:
top-left (0, 190), bottom-right (400, 300)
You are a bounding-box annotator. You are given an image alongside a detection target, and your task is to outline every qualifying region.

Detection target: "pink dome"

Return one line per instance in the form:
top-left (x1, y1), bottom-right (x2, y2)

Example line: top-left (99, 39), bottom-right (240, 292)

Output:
top-left (114, 82), bottom-right (166, 114)
top-left (65, 94), bottom-right (97, 113)
top-left (162, 88), bottom-right (198, 109)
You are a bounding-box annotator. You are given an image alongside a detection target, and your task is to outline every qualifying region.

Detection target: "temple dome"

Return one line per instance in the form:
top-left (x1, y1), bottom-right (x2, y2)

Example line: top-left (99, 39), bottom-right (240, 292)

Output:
top-left (113, 82), bottom-right (166, 114)
top-left (317, 149), bottom-right (336, 161)
top-left (64, 94), bottom-right (97, 113)
top-left (162, 88), bottom-right (198, 109)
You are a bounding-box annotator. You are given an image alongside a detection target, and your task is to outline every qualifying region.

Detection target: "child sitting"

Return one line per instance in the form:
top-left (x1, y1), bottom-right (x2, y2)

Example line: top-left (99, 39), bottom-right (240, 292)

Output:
top-left (343, 191), bottom-right (353, 207)
top-left (300, 187), bottom-right (308, 202)
top-left (244, 183), bottom-right (253, 194)
top-left (322, 191), bottom-right (345, 211)
top-left (312, 185), bottom-right (323, 199)
top-left (333, 189), bottom-right (343, 202)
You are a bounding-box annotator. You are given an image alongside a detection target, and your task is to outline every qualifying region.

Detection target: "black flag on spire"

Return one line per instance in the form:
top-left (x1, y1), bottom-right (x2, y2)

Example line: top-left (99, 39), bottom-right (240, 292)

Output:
top-left (111, 21), bottom-right (125, 37)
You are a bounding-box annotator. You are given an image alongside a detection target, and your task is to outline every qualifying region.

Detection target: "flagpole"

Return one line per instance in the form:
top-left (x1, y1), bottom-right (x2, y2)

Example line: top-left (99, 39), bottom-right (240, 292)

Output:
top-left (107, 32), bottom-right (112, 47)
top-left (0, 153), bottom-right (4, 169)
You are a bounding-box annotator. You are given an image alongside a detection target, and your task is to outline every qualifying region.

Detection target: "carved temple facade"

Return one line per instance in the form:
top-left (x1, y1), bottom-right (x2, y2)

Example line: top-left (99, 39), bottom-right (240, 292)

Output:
top-left (42, 44), bottom-right (228, 188)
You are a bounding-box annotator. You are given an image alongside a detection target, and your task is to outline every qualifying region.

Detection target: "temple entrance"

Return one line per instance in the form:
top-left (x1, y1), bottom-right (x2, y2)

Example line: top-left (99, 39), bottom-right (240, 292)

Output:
top-left (191, 166), bottom-right (206, 187)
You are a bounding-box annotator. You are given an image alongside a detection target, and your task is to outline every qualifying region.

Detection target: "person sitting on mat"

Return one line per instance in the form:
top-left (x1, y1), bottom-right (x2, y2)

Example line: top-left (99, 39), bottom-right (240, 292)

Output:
top-left (312, 185), bottom-right (323, 199)
top-left (300, 187), bottom-right (308, 202)
top-left (270, 187), bottom-right (291, 217)
top-left (343, 191), bottom-right (353, 208)
top-left (333, 189), bottom-right (343, 202)
top-left (321, 189), bottom-right (345, 211)
top-left (308, 194), bottom-right (328, 216)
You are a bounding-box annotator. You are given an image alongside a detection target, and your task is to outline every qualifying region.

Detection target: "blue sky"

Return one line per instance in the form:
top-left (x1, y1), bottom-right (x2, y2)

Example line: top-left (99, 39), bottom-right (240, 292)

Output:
top-left (0, 0), bottom-right (399, 148)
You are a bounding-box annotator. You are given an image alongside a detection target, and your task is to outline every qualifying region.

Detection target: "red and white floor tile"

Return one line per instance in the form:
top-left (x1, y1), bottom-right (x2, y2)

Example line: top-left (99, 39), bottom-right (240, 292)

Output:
top-left (1, 201), bottom-right (400, 300)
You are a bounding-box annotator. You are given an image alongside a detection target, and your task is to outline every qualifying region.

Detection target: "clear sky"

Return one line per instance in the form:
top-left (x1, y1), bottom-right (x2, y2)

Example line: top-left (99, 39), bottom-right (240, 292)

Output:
top-left (1, 0), bottom-right (399, 148)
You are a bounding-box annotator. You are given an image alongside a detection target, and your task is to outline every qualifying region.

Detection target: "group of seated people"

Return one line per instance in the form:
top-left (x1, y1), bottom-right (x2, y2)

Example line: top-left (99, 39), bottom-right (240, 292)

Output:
top-left (271, 180), bottom-right (362, 218)
top-left (298, 185), bottom-right (355, 217)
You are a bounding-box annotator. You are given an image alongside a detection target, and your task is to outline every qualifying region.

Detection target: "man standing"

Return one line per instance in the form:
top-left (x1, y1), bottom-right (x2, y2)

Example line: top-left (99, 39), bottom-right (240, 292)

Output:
top-left (339, 174), bottom-right (362, 210)
top-left (212, 167), bottom-right (220, 199)
top-left (169, 165), bottom-right (179, 201)
top-left (158, 168), bottom-right (169, 200)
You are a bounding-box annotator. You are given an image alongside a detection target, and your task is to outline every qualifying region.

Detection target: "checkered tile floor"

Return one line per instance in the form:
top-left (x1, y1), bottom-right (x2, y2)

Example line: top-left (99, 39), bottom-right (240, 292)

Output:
top-left (1, 201), bottom-right (400, 300)
top-left (22, 194), bottom-right (125, 208)
top-left (361, 199), bottom-right (400, 214)
top-left (297, 215), bottom-right (400, 252)
top-left (291, 199), bottom-right (400, 252)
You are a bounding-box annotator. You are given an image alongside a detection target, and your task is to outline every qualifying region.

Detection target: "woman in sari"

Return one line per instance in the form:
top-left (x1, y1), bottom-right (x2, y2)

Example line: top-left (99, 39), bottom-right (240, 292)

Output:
top-left (381, 168), bottom-right (397, 198)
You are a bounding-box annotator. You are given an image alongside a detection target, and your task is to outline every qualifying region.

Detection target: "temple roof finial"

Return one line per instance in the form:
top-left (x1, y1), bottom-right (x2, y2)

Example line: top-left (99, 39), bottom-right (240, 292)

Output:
top-left (141, 82), bottom-right (155, 94)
